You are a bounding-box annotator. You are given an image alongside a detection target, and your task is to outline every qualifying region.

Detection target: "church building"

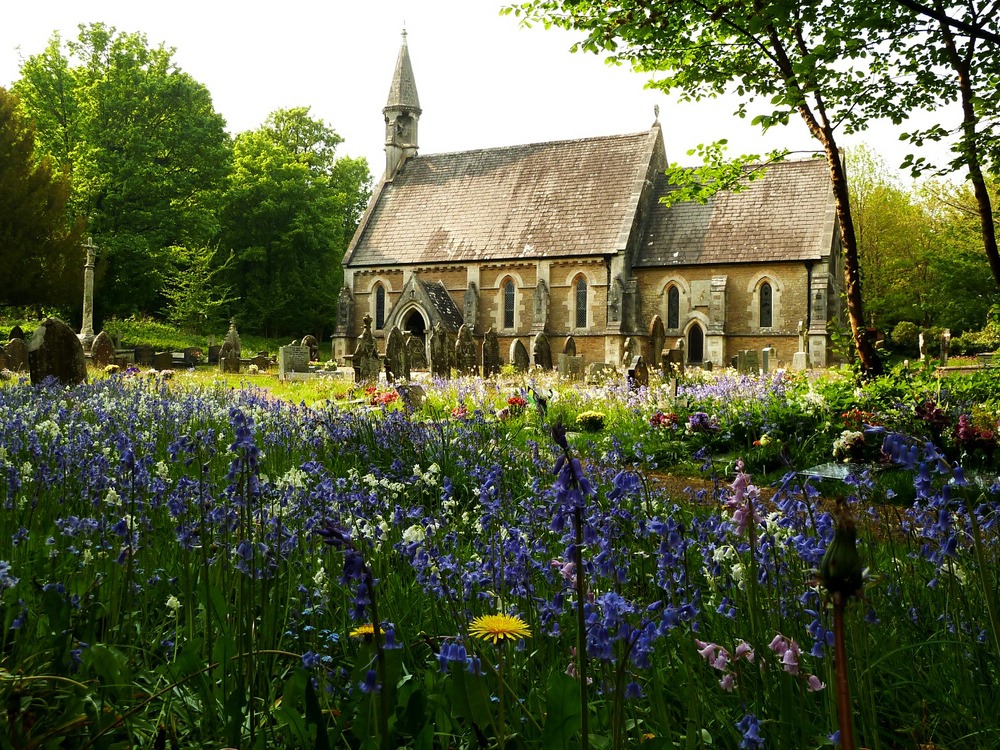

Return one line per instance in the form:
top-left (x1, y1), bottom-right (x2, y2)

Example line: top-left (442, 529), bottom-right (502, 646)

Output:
top-left (332, 33), bottom-right (843, 371)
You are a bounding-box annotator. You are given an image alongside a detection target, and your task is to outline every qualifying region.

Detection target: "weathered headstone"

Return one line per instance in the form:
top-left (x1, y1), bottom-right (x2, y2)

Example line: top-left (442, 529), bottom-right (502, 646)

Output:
top-left (385, 326), bottom-right (409, 383)
top-left (663, 347), bottom-right (685, 378)
top-left (455, 324), bottom-right (478, 376)
top-left (626, 355), bottom-right (649, 390)
top-left (279, 345), bottom-right (311, 379)
top-left (533, 279), bottom-right (550, 331)
top-left (648, 315), bottom-right (665, 368)
top-left (396, 383), bottom-right (426, 411)
top-left (791, 351), bottom-right (808, 371)
top-left (532, 331), bottom-right (552, 370)
top-left (464, 283), bottom-right (479, 333)
top-left (482, 327), bottom-right (501, 377)
top-left (0, 345), bottom-right (6, 371)
top-left (27, 317), bottom-right (88, 385)
top-left (941, 329), bottom-right (951, 366)
top-left (219, 342), bottom-right (240, 374)
top-left (510, 339), bottom-right (530, 373)
top-left (153, 352), bottom-right (173, 371)
top-left (224, 319), bottom-right (242, 359)
top-left (353, 314), bottom-right (382, 383)
top-left (702, 359), bottom-right (713, 372)
top-left (586, 362), bottom-right (615, 384)
top-left (742, 349), bottom-right (759, 375)
top-left (761, 346), bottom-right (776, 374)
top-left (9, 325), bottom-right (25, 341)
top-left (563, 336), bottom-right (577, 357)
top-left (90, 331), bottom-right (117, 367)
top-left (4, 337), bottom-right (29, 372)
top-left (134, 344), bottom-right (155, 366)
top-left (557, 353), bottom-right (584, 380)
top-left (250, 354), bottom-right (270, 371)
top-left (429, 322), bottom-right (450, 378)
top-left (207, 345), bottom-right (222, 365)
top-left (405, 333), bottom-right (427, 370)
top-left (668, 377), bottom-right (679, 400)
top-left (301, 335), bottom-right (320, 362)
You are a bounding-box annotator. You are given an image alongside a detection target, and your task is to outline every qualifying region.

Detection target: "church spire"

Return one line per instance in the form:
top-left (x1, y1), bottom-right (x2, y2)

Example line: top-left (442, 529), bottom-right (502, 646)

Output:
top-left (383, 29), bottom-right (421, 180)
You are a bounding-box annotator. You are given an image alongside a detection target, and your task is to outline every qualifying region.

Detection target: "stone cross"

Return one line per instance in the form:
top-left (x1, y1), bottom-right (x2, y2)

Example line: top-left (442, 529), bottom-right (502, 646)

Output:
top-left (797, 320), bottom-right (807, 353)
top-left (79, 236), bottom-right (98, 350)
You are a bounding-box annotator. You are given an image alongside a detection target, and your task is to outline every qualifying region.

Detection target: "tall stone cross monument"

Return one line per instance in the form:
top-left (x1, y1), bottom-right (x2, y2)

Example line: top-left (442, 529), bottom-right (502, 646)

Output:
top-left (79, 236), bottom-right (98, 351)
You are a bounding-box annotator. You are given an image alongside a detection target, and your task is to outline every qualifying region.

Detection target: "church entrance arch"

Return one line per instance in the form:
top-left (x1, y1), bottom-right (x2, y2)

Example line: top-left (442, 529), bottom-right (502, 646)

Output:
top-left (404, 309), bottom-right (427, 340)
top-left (687, 322), bottom-right (704, 363)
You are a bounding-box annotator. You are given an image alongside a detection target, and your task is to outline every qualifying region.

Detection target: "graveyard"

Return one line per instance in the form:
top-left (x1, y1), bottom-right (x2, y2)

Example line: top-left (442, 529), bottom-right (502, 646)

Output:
top-left (1, 315), bottom-right (1000, 749)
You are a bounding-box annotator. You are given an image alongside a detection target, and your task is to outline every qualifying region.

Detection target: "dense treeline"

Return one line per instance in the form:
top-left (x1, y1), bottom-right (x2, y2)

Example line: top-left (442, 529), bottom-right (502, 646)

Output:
top-left (4, 23), bottom-right (371, 339)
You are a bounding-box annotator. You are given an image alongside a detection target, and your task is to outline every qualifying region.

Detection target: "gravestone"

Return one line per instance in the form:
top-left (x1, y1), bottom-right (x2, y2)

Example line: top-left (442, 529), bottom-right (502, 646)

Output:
top-left (510, 339), bottom-right (530, 372)
top-left (648, 316), bottom-right (665, 368)
top-left (739, 349), bottom-right (759, 375)
top-left (385, 326), bottom-right (409, 383)
top-left (663, 348), bottom-right (685, 378)
top-left (224, 319), bottom-right (242, 359)
top-left (153, 352), bottom-right (173, 371)
top-left (702, 360), bottom-right (713, 372)
top-left (586, 362), bottom-right (615, 384)
top-left (353, 314), bottom-right (382, 383)
top-left (455, 324), bottom-right (478, 376)
top-left (797, 320), bottom-right (807, 354)
top-left (791, 351), bottom-right (808, 371)
top-left (941, 329), bottom-right (951, 366)
top-left (464, 283), bottom-right (479, 334)
top-left (429, 322), bottom-right (450, 378)
top-left (405, 333), bottom-right (427, 370)
top-left (0, 345), bottom-right (6, 371)
top-left (532, 331), bottom-right (552, 370)
top-left (134, 344), bottom-right (154, 366)
top-left (207, 345), bottom-right (222, 365)
top-left (8, 325), bottom-right (24, 341)
top-left (396, 383), bottom-right (426, 411)
top-left (4, 337), bottom-right (29, 372)
top-left (918, 332), bottom-right (927, 361)
top-left (557, 354), bottom-right (584, 380)
top-left (27, 317), bottom-right (88, 386)
top-left (301, 335), bottom-right (320, 362)
top-left (482, 327), bottom-right (501, 377)
top-left (533, 279), bottom-right (549, 331)
top-left (90, 331), bottom-right (117, 367)
top-left (761, 346), bottom-right (776, 374)
top-left (668, 377), bottom-right (679, 400)
top-left (250, 355), bottom-right (270, 371)
top-left (219, 342), bottom-right (240, 374)
top-left (181, 347), bottom-right (202, 367)
top-left (626, 355), bottom-right (649, 390)
top-left (563, 336), bottom-right (577, 357)
top-left (279, 345), bottom-right (311, 379)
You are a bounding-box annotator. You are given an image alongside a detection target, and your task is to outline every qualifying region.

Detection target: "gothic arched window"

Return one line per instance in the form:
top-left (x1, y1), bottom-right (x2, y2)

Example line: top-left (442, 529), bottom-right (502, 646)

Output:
top-left (759, 282), bottom-right (773, 328)
top-left (667, 286), bottom-right (680, 329)
top-left (503, 280), bottom-right (516, 329)
top-left (575, 277), bottom-right (588, 329)
top-left (375, 284), bottom-right (386, 329)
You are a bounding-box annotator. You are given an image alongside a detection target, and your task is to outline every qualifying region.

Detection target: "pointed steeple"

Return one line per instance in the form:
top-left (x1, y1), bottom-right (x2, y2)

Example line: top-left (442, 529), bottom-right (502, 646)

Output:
top-left (383, 29), bottom-right (421, 180)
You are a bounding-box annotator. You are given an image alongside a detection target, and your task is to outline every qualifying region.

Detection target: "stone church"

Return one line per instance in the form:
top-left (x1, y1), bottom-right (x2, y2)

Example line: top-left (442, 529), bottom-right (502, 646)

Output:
top-left (332, 33), bottom-right (842, 371)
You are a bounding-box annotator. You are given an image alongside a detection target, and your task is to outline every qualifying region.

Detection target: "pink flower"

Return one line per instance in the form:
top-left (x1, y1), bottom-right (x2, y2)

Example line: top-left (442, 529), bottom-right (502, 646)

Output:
top-left (719, 673), bottom-right (736, 691)
top-left (806, 674), bottom-right (826, 692)
top-left (734, 640), bottom-right (755, 662)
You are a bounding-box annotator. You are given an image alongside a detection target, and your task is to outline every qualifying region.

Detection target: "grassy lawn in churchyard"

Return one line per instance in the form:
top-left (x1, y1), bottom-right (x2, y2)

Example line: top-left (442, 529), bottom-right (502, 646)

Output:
top-left (1, 359), bottom-right (999, 749)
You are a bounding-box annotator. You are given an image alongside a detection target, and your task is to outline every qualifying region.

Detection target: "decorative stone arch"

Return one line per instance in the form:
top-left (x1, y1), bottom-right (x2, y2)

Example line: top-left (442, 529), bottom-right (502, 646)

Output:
top-left (683, 314), bottom-right (710, 364)
top-left (746, 272), bottom-right (784, 331)
top-left (497, 272), bottom-right (527, 332)
top-left (557, 268), bottom-right (599, 332)
top-left (659, 276), bottom-right (690, 332)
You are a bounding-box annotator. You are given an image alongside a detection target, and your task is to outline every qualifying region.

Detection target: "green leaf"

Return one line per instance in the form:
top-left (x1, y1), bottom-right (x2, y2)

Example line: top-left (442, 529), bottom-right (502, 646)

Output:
top-left (541, 671), bottom-right (582, 750)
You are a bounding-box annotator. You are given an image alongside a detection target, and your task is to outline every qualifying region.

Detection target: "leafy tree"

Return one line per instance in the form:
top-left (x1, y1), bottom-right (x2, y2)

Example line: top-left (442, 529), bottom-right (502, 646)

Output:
top-left (0, 86), bottom-right (83, 309)
top-left (503, 0), bottom-right (923, 375)
top-left (14, 23), bottom-right (231, 319)
top-left (162, 245), bottom-right (235, 334)
top-left (219, 107), bottom-right (370, 338)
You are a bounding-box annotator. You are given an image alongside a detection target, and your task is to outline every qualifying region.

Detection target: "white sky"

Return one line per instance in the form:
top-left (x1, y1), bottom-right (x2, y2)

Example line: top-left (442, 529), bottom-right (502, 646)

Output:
top-left (1, 0), bottom-right (954, 182)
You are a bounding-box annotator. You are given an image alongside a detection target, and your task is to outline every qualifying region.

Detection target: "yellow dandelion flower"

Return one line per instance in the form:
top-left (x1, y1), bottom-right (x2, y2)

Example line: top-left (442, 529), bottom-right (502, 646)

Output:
top-left (349, 623), bottom-right (381, 639)
top-left (468, 613), bottom-right (531, 644)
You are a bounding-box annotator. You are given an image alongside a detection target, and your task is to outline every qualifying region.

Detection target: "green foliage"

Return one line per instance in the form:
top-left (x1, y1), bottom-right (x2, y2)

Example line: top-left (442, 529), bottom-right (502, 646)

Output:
top-left (0, 87), bottom-right (84, 308)
top-left (890, 320), bottom-right (920, 351)
top-left (162, 245), bottom-right (235, 334)
top-left (218, 107), bottom-right (371, 339)
top-left (14, 23), bottom-right (232, 320)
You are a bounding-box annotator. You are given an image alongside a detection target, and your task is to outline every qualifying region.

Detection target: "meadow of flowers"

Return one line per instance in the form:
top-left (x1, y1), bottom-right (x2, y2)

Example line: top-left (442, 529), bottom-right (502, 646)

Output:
top-left (1, 362), bottom-right (999, 749)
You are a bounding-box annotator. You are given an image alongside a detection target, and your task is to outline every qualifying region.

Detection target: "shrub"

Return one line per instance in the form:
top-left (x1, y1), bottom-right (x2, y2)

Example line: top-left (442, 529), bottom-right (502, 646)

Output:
top-left (576, 410), bottom-right (606, 432)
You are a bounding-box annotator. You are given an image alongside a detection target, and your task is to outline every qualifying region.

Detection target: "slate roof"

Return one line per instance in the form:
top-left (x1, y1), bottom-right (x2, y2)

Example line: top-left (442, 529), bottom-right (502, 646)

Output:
top-left (418, 278), bottom-right (464, 330)
top-left (345, 130), bottom-right (658, 267)
top-left (635, 158), bottom-right (836, 267)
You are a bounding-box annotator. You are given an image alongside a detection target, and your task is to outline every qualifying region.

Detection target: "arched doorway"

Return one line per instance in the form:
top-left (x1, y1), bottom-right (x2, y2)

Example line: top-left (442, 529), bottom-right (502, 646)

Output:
top-left (687, 322), bottom-right (704, 363)
top-left (404, 309), bottom-right (426, 338)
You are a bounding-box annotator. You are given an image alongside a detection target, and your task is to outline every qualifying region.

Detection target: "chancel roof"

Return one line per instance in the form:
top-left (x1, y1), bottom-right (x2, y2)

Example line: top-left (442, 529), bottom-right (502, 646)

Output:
top-left (345, 130), bottom-right (658, 267)
top-left (635, 158), bottom-right (837, 267)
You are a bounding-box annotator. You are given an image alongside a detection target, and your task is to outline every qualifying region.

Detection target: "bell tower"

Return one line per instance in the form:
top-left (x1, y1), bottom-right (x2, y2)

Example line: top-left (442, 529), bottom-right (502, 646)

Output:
top-left (383, 29), bottom-right (421, 181)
